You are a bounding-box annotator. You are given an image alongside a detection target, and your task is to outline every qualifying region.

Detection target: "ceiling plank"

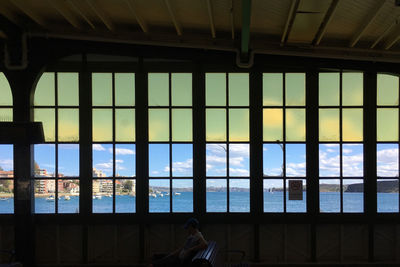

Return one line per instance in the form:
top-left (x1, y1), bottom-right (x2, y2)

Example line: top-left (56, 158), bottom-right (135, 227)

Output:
top-left (9, 0), bottom-right (46, 27)
top-left (241, 0), bottom-right (251, 56)
top-left (67, 0), bottom-right (95, 29)
top-left (85, 0), bottom-right (114, 31)
top-left (0, 6), bottom-right (21, 27)
top-left (230, 0), bottom-right (235, 40)
top-left (371, 15), bottom-right (400, 49)
top-left (164, 0), bottom-right (182, 36)
top-left (348, 0), bottom-right (386, 48)
top-left (47, 0), bottom-right (81, 29)
top-left (312, 0), bottom-right (339, 46)
top-left (125, 0), bottom-right (148, 33)
top-left (206, 0), bottom-right (216, 38)
top-left (383, 25), bottom-right (400, 50)
top-left (280, 0), bottom-right (299, 46)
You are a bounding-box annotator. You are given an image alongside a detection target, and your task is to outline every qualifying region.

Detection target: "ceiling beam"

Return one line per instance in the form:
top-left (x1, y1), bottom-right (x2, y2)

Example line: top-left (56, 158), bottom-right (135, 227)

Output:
top-left (0, 6), bottom-right (21, 27)
top-left (383, 25), bottom-right (400, 50)
top-left (280, 0), bottom-right (299, 46)
top-left (230, 0), bottom-right (235, 40)
top-left (85, 0), bottom-right (114, 31)
top-left (312, 0), bottom-right (340, 46)
top-left (349, 0), bottom-right (386, 48)
top-left (9, 0), bottom-right (47, 27)
top-left (125, 0), bottom-right (148, 33)
top-left (47, 0), bottom-right (81, 29)
top-left (371, 16), bottom-right (400, 49)
top-left (67, 0), bottom-right (95, 29)
top-left (164, 0), bottom-right (182, 36)
top-left (206, 0), bottom-right (216, 38)
top-left (241, 0), bottom-right (252, 57)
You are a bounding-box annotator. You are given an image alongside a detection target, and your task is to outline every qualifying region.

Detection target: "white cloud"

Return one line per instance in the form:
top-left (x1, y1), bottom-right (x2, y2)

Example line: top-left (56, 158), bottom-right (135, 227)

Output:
top-left (171, 159), bottom-right (193, 174)
top-left (0, 159), bottom-right (13, 170)
top-left (93, 144), bottom-right (106, 151)
top-left (286, 162), bottom-right (306, 176)
top-left (342, 149), bottom-right (353, 154)
top-left (377, 148), bottom-right (399, 177)
top-left (109, 148), bottom-right (135, 155)
top-left (229, 168), bottom-right (249, 176)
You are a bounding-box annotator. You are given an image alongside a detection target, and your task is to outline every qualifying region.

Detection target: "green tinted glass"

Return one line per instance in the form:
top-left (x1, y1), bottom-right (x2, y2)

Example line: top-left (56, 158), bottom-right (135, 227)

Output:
top-left (377, 108), bottom-right (398, 141)
top-left (342, 73), bottom-right (363, 106)
top-left (148, 73), bottom-right (169, 106)
top-left (0, 108), bottom-right (12, 121)
top-left (172, 109), bottom-right (192, 141)
top-left (93, 109), bottom-right (112, 141)
top-left (319, 109), bottom-right (339, 141)
top-left (92, 73), bottom-right (112, 106)
top-left (149, 109), bottom-right (169, 141)
top-left (115, 109), bottom-right (135, 141)
top-left (263, 108), bottom-right (283, 141)
top-left (0, 73), bottom-right (12, 106)
top-left (206, 109), bottom-right (226, 141)
top-left (319, 73), bottom-right (339, 106)
top-left (58, 109), bottom-right (79, 142)
top-left (35, 108), bottom-right (55, 141)
top-left (377, 74), bottom-right (399, 106)
top-left (206, 73), bottom-right (226, 106)
top-left (263, 73), bottom-right (283, 106)
top-left (34, 73), bottom-right (55, 106)
top-left (58, 73), bottom-right (79, 106)
top-left (286, 73), bottom-right (305, 106)
top-left (229, 73), bottom-right (249, 106)
top-left (172, 73), bottom-right (192, 106)
top-left (229, 109), bottom-right (249, 141)
top-left (286, 109), bottom-right (305, 141)
top-left (342, 109), bottom-right (363, 141)
top-left (115, 73), bottom-right (135, 106)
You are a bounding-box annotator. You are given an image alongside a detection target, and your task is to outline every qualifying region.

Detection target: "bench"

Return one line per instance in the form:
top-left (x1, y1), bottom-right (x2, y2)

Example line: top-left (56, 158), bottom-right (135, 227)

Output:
top-left (192, 240), bottom-right (220, 267)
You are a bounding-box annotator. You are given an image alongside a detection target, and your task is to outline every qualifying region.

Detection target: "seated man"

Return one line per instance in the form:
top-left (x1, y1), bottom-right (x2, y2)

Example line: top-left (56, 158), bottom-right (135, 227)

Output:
top-left (151, 218), bottom-right (208, 267)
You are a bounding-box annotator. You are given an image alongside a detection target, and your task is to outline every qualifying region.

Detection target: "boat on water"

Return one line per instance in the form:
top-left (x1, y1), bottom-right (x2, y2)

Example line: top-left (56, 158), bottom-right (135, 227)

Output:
top-left (106, 194), bottom-right (112, 197)
top-left (46, 196), bottom-right (55, 201)
top-left (64, 195), bottom-right (71, 201)
top-left (93, 195), bottom-right (102, 200)
top-left (149, 193), bottom-right (157, 198)
top-left (174, 192), bottom-right (181, 196)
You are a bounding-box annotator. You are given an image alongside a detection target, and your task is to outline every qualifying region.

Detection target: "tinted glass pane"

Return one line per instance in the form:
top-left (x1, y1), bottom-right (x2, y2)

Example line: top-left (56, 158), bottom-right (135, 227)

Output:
top-left (206, 144), bottom-right (226, 177)
top-left (172, 179), bottom-right (193, 212)
top-left (34, 144), bottom-right (55, 177)
top-left (0, 108), bottom-right (12, 121)
top-left (263, 73), bottom-right (283, 106)
top-left (319, 179), bottom-right (340, 213)
top-left (263, 144), bottom-right (283, 177)
top-left (35, 108), bottom-right (55, 142)
top-left (286, 109), bottom-right (305, 141)
top-left (342, 73), bottom-right (363, 106)
top-left (319, 73), bottom-right (339, 106)
top-left (286, 73), bottom-right (305, 106)
top-left (342, 144), bottom-right (363, 177)
top-left (34, 72), bottom-right (55, 106)
top-left (377, 74), bottom-right (399, 106)
top-left (342, 108), bottom-right (363, 141)
top-left (377, 109), bottom-right (398, 141)
top-left (229, 144), bottom-right (249, 177)
top-left (286, 144), bottom-right (306, 177)
top-left (35, 179), bottom-right (55, 213)
top-left (115, 144), bottom-right (136, 177)
top-left (92, 73), bottom-right (112, 106)
top-left (172, 109), bottom-right (192, 141)
top-left (0, 145), bottom-right (13, 175)
top-left (92, 144), bottom-right (113, 177)
top-left (319, 144), bottom-right (340, 177)
top-left (115, 109), bottom-right (135, 141)
top-left (263, 108), bottom-right (283, 141)
top-left (115, 73), bottom-right (135, 106)
top-left (377, 179), bottom-right (399, 212)
top-left (230, 179), bottom-right (249, 212)
top-left (0, 73), bottom-right (12, 106)
top-left (116, 179), bottom-right (135, 213)
top-left (58, 108), bottom-right (79, 142)
top-left (264, 179), bottom-right (283, 212)
top-left (149, 144), bottom-right (169, 177)
top-left (149, 109), bottom-right (169, 141)
top-left (148, 73), bottom-right (169, 106)
top-left (319, 109), bottom-right (339, 141)
top-left (172, 144), bottom-right (193, 177)
top-left (58, 72), bottom-right (79, 106)
top-left (58, 144), bottom-right (79, 177)
top-left (229, 73), bottom-right (249, 106)
top-left (172, 73), bottom-right (192, 106)
top-left (206, 73), bottom-right (226, 106)
top-left (286, 179), bottom-right (306, 212)
top-left (206, 109), bottom-right (226, 141)
top-left (0, 180), bottom-right (13, 214)
top-left (377, 144), bottom-right (398, 177)
top-left (229, 109), bottom-right (249, 141)
top-left (93, 179), bottom-right (113, 213)
top-left (93, 109), bottom-right (112, 141)
top-left (149, 179), bottom-right (170, 213)
top-left (343, 179), bottom-right (363, 213)
top-left (58, 179), bottom-right (79, 214)
top-left (206, 179), bottom-right (227, 212)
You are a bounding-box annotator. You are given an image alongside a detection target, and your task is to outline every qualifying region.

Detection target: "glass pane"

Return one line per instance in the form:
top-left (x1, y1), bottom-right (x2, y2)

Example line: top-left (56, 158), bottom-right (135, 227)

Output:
top-left (229, 144), bottom-right (249, 177)
top-left (229, 73), bottom-right (249, 106)
top-left (263, 144), bottom-right (283, 177)
top-left (92, 144), bottom-right (113, 177)
top-left (343, 109), bottom-right (363, 141)
top-left (206, 179), bottom-right (227, 212)
top-left (319, 144), bottom-right (340, 177)
top-left (229, 179), bottom-right (249, 212)
top-left (115, 144), bottom-right (135, 177)
top-left (286, 73), bottom-right (305, 106)
top-left (35, 179), bottom-right (55, 213)
top-left (116, 179), bottom-right (136, 213)
top-left (35, 108), bottom-right (55, 142)
top-left (172, 144), bottom-right (193, 177)
top-left (58, 72), bottom-right (79, 106)
top-left (342, 73), bottom-right (363, 106)
top-left (286, 109), bottom-right (305, 141)
top-left (0, 108), bottom-right (12, 121)
top-left (263, 108), bottom-right (283, 141)
top-left (319, 179), bottom-right (340, 213)
top-left (377, 74), bottom-right (399, 106)
top-left (0, 180), bottom-right (13, 214)
top-left (34, 72), bottom-right (55, 106)
top-left (58, 108), bottom-right (79, 142)
top-left (264, 179), bottom-right (283, 212)
top-left (343, 144), bottom-right (363, 177)
top-left (149, 144), bottom-right (169, 177)
top-left (149, 109), bottom-right (169, 141)
top-left (319, 109), bottom-right (339, 141)
top-left (319, 73), bottom-right (339, 106)
top-left (0, 145), bottom-right (13, 175)
top-left (93, 179), bottom-right (113, 213)
top-left (286, 144), bottom-right (306, 177)
top-left (206, 109), bottom-right (226, 141)
top-left (377, 179), bottom-right (399, 212)
top-left (343, 179), bottom-right (363, 213)
top-left (115, 109), bottom-right (135, 141)
top-left (172, 179), bottom-right (193, 212)
top-left (377, 144), bottom-right (398, 177)
top-left (148, 73), bottom-right (169, 106)
top-left (172, 109), bottom-right (192, 141)
top-left (377, 109), bottom-right (398, 141)
top-left (34, 144), bottom-right (55, 177)
top-left (206, 144), bottom-right (226, 177)
top-left (93, 109), bottom-right (112, 141)
top-left (58, 144), bottom-right (79, 177)
top-left (286, 179), bottom-right (306, 212)
top-left (172, 73), bottom-right (192, 106)
top-left (92, 73), bottom-right (112, 106)
top-left (115, 73), bottom-right (135, 106)
top-left (0, 73), bottom-right (12, 106)
top-left (58, 179), bottom-right (79, 214)
top-left (229, 109), bottom-right (249, 141)
top-left (149, 179), bottom-right (170, 213)
top-left (206, 73), bottom-right (226, 106)
top-left (263, 73), bottom-right (283, 106)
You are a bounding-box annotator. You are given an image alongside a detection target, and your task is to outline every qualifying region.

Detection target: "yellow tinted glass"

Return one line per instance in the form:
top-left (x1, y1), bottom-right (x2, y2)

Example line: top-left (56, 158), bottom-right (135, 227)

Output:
top-left (206, 73), bottom-right (226, 106)
top-left (149, 109), bottom-right (169, 141)
top-left (115, 109), bottom-right (135, 141)
top-left (148, 73), bottom-right (169, 106)
top-left (206, 109), bottom-right (226, 141)
top-left (286, 109), bottom-right (305, 141)
top-left (172, 109), bottom-right (192, 141)
top-left (115, 73), bottom-right (135, 106)
top-left (229, 73), bottom-right (249, 106)
top-left (58, 109), bottom-right (79, 141)
top-left (319, 109), bottom-right (339, 141)
top-left (377, 108), bottom-right (398, 141)
top-left (0, 108), bottom-right (12, 121)
top-left (342, 73), bottom-right (363, 106)
top-left (286, 73), bottom-right (305, 106)
top-left (263, 108), bottom-right (283, 141)
top-left (263, 73), bottom-right (282, 106)
top-left (172, 73), bottom-right (192, 106)
top-left (319, 73), bottom-right (339, 106)
top-left (92, 73), bottom-right (112, 106)
top-left (34, 73), bottom-right (55, 106)
top-left (229, 109), bottom-right (249, 141)
top-left (0, 73), bottom-right (12, 106)
top-left (342, 108), bottom-right (363, 141)
top-left (377, 74), bottom-right (399, 106)
top-left (93, 109), bottom-right (112, 141)
top-left (58, 73), bottom-right (79, 106)
top-left (35, 108), bottom-right (55, 141)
